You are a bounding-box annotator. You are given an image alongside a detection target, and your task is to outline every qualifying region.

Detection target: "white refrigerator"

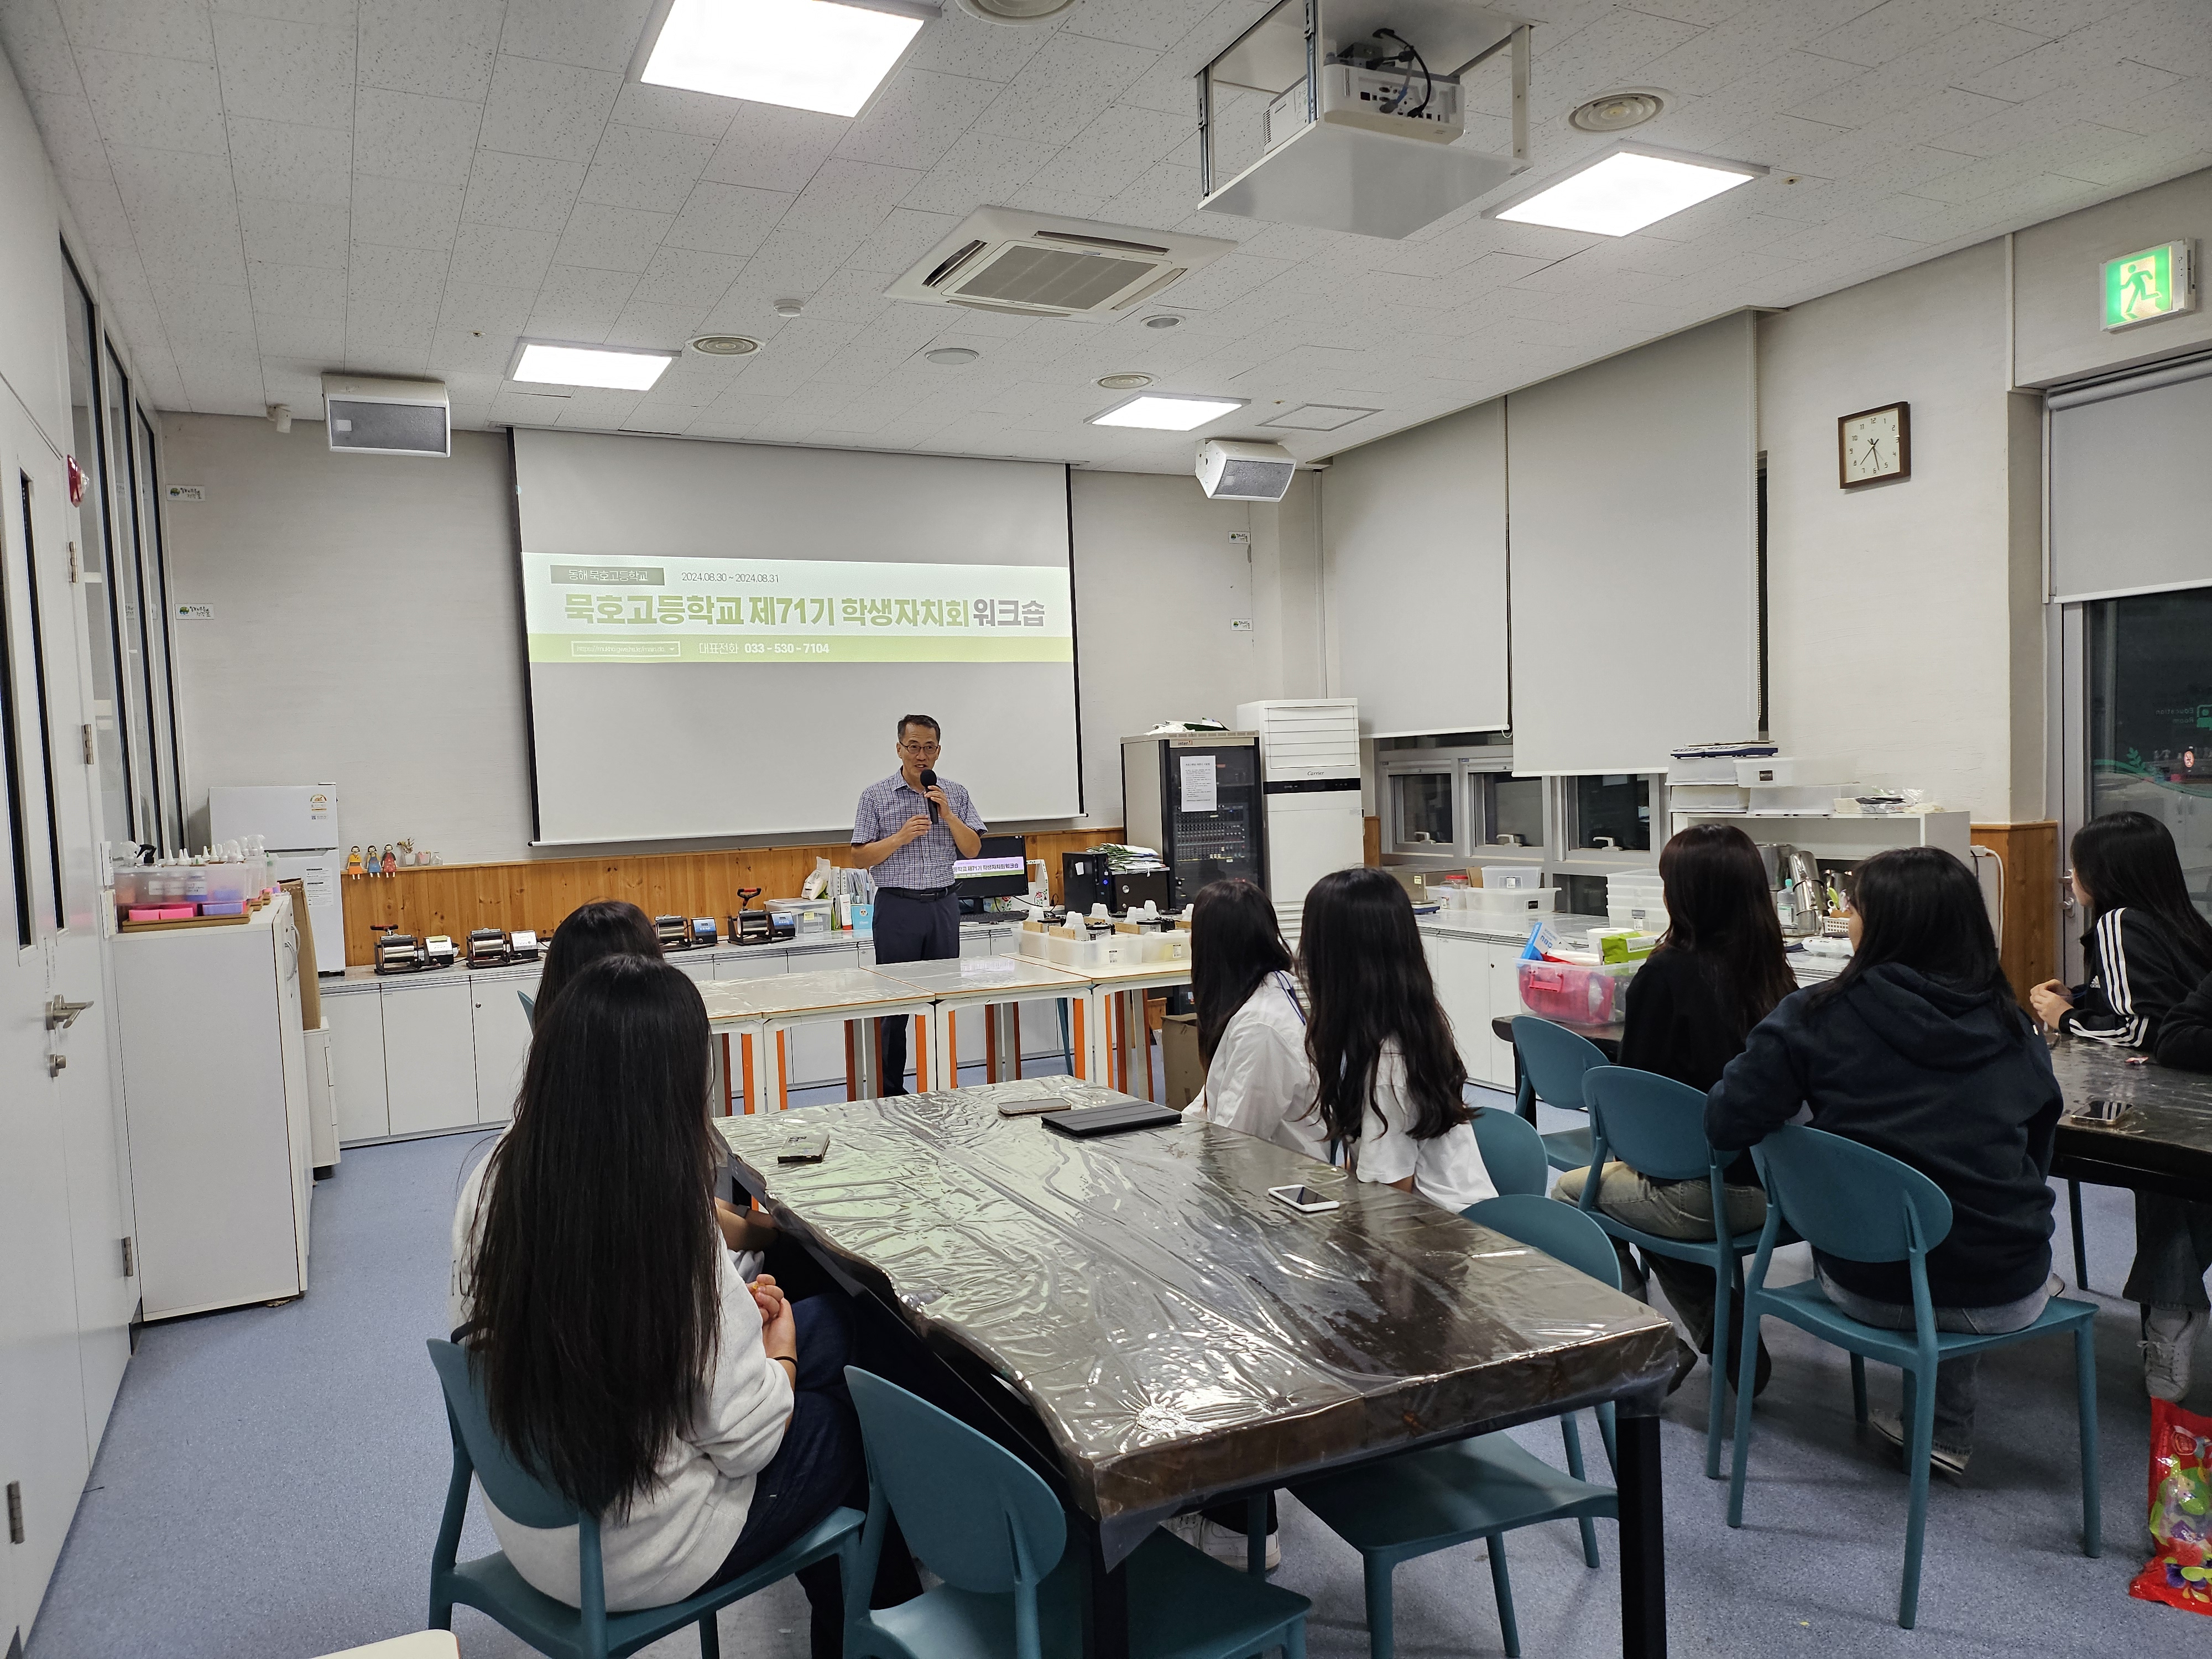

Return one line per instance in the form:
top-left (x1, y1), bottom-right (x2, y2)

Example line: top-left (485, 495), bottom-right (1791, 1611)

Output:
top-left (208, 782), bottom-right (344, 977)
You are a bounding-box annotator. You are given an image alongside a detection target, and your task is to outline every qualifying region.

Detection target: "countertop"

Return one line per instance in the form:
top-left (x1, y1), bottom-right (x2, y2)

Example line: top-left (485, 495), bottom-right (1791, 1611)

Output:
top-left (1417, 912), bottom-right (1612, 946)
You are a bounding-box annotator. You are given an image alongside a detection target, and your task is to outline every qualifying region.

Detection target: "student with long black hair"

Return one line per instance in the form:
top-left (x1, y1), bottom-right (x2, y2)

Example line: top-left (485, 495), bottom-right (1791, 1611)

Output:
top-left (1707, 847), bottom-right (2062, 1477)
top-left (452, 955), bottom-right (912, 1653)
top-left (2030, 811), bottom-right (2212, 1401)
top-left (1185, 878), bottom-right (1323, 1159)
top-left (1554, 823), bottom-right (1797, 1392)
top-left (1300, 867), bottom-right (1495, 1212)
top-left (2162, 969), bottom-right (2212, 1073)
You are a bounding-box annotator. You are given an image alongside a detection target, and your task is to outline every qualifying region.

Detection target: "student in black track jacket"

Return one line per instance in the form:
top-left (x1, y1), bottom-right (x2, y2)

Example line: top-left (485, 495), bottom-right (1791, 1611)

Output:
top-left (1708, 847), bottom-right (2060, 1474)
top-left (2030, 812), bottom-right (2212, 1402)
top-left (2161, 971), bottom-right (2212, 1074)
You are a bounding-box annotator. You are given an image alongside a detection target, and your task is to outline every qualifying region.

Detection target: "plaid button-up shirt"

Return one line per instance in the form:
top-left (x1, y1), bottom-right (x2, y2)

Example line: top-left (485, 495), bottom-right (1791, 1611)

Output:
top-left (852, 772), bottom-right (985, 889)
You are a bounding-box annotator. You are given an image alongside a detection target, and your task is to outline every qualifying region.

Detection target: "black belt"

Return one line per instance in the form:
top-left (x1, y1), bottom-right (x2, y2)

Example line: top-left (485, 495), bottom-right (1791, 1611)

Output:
top-left (877, 884), bottom-right (954, 901)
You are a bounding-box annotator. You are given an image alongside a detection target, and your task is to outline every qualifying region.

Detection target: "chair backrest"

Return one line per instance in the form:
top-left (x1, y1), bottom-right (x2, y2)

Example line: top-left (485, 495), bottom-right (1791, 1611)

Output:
top-left (1468, 1106), bottom-right (1549, 1197)
top-left (1750, 1124), bottom-right (1953, 1264)
top-left (1511, 1016), bottom-right (1608, 1110)
top-left (1462, 1193), bottom-right (1623, 1291)
top-left (518, 989), bottom-right (536, 1026)
top-left (846, 1367), bottom-right (1066, 1593)
top-left (1582, 1066), bottom-right (1718, 1184)
top-left (426, 1339), bottom-right (582, 1530)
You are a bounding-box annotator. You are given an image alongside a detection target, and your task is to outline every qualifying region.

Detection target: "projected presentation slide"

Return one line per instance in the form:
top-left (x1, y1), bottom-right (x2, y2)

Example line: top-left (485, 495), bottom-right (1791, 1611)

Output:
top-left (511, 430), bottom-right (1083, 846)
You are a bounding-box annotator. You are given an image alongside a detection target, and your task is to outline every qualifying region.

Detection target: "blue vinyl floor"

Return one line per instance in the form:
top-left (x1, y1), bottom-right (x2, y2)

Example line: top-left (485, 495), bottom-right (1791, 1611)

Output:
top-left (24, 1087), bottom-right (2200, 1658)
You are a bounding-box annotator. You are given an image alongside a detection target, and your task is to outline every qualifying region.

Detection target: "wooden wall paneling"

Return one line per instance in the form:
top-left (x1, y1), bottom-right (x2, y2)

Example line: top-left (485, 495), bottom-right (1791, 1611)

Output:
top-left (1970, 821), bottom-right (2059, 1004)
top-left (338, 830), bottom-right (1126, 963)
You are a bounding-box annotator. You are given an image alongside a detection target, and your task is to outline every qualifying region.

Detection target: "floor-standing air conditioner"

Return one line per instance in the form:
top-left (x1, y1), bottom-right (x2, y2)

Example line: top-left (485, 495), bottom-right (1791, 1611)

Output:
top-left (1235, 699), bottom-right (1365, 944)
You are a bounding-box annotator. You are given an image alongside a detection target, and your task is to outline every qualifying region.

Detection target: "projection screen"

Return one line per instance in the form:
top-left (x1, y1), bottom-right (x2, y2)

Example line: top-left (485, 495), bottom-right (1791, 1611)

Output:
top-left (510, 430), bottom-right (1081, 844)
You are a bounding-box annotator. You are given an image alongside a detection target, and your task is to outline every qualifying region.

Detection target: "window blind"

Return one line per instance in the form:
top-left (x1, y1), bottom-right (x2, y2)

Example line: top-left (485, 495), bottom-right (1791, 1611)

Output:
top-left (2049, 353), bottom-right (2212, 603)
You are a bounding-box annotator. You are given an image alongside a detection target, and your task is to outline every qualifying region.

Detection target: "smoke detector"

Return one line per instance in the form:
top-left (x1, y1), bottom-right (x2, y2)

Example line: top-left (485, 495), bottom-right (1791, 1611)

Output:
top-left (954, 0), bottom-right (1073, 20)
top-left (888, 207), bottom-right (1234, 321)
top-left (925, 347), bottom-right (979, 364)
top-left (1571, 90), bottom-right (1665, 132)
top-left (691, 335), bottom-right (759, 356)
top-left (1097, 373), bottom-right (1152, 390)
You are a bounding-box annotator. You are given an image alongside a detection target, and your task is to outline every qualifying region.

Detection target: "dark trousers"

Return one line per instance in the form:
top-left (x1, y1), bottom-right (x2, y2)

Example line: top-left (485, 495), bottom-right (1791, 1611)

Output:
top-left (701, 1295), bottom-right (921, 1656)
top-left (869, 889), bottom-right (958, 1094)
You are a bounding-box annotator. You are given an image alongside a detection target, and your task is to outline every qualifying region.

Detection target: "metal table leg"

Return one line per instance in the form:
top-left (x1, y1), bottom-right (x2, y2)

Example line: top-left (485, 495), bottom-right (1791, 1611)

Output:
top-left (1079, 1516), bottom-right (1130, 1659)
top-left (1615, 1399), bottom-right (1668, 1658)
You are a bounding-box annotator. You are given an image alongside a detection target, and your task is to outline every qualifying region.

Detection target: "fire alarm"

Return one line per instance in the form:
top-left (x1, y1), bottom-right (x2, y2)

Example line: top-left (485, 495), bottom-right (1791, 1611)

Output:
top-left (65, 455), bottom-right (86, 505)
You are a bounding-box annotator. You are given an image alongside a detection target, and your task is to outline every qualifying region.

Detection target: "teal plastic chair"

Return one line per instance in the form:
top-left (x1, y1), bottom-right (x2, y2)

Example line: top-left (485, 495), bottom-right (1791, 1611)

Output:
top-left (1285, 1195), bottom-right (1620, 1659)
top-left (842, 1367), bottom-right (1309, 1659)
top-left (519, 990), bottom-right (536, 1026)
top-left (1725, 1126), bottom-right (2101, 1629)
top-left (426, 1339), bottom-right (863, 1658)
top-left (1469, 1104), bottom-right (1549, 1198)
top-left (1579, 1065), bottom-right (1771, 1479)
top-left (1510, 1016), bottom-right (1606, 1172)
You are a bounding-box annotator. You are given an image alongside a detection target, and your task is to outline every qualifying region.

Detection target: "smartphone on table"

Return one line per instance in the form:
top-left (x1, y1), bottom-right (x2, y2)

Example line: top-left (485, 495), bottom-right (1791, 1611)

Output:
top-left (1268, 1183), bottom-right (1339, 1214)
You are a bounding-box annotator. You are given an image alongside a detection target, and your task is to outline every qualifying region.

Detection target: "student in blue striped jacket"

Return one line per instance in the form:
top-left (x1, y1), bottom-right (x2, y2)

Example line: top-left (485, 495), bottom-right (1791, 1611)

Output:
top-left (2030, 811), bottom-right (2212, 1402)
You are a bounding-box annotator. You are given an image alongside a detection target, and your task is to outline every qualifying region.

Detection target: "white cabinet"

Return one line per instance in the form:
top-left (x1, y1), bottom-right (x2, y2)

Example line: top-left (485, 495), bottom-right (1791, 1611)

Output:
top-left (1485, 953), bottom-right (1525, 1090)
top-left (324, 984), bottom-right (390, 1141)
top-left (1425, 931), bottom-right (1493, 1087)
top-left (113, 897), bottom-right (315, 1319)
top-left (471, 970), bottom-right (539, 1125)
top-left (304, 1023), bottom-right (338, 1171)
top-left (380, 977), bottom-right (478, 1136)
top-left (718, 948), bottom-right (790, 979)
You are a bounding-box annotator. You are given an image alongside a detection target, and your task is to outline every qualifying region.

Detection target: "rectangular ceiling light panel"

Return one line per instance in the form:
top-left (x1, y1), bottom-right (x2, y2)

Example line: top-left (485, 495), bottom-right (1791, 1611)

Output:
top-left (1091, 394), bottom-right (1246, 431)
top-left (513, 342), bottom-right (677, 390)
top-left (1491, 144), bottom-right (1764, 237)
top-left (641, 0), bottom-right (929, 118)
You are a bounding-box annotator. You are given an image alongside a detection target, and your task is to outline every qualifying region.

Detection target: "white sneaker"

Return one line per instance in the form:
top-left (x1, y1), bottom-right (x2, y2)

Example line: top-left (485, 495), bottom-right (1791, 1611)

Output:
top-left (1198, 1518), bottom-right (1281, 1570)
top-left (1868, 1411), bottom-right (1970, 1481)
top-left (2144, 1307), bottom-right (2208, 1402)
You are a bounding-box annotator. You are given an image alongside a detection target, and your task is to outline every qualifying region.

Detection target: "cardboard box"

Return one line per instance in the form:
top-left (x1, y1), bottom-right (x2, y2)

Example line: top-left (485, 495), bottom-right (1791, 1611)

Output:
top-left (1161, 1012), bottom-right (1205, 1109)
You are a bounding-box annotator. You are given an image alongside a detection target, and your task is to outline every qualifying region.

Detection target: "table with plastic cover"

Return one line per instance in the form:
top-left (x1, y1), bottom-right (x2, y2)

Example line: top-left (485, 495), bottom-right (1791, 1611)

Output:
top-left (1077, 956), bottom-right (1197, 1100)
top-left (717, 1078), bottom-right (1681, 1659)
top-left (2049, 1036), bottom-right (2212, 1202)
top-left (863, 954), bottom-right (1093, 1093)
top-left (696, 969), bottom-right (939, 1112)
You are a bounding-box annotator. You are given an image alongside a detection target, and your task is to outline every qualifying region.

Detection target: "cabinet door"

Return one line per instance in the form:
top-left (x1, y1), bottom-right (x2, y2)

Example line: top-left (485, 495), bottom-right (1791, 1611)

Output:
top-left (324, 989), bottom-right (390, 1141)
top-left (380, 979), bottom-right (479, 1136)
top-left (717, 950), bottom-right (789, 980)
top-left (471, 974), bottom-right (538, 1125)
top-left (1484, 948), bottom-right (1526, 1093)
top-left (1423, 934), bottom-right (1492, 1086)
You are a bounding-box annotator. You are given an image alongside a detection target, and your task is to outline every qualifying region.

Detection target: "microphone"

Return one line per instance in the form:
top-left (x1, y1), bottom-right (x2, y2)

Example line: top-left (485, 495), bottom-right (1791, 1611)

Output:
top-left (919, 768), bottom-right (940, 823)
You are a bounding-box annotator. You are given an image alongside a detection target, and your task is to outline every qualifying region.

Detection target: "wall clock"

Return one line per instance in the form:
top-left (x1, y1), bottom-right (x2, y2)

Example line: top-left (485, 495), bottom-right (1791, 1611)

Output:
top-left (1838, 401), bottom-right (1910, 488)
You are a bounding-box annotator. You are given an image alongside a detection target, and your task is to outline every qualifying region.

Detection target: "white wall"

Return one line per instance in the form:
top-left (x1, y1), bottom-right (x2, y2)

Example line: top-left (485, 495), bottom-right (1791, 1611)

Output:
top-left (2014, 168), bottom-right (2212, 388)
top-left (159, 423), bottom-right (1319, 858)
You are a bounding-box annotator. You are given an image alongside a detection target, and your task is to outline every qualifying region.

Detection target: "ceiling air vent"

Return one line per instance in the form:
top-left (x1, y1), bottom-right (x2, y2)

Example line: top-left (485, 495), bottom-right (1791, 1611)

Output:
top-left (887, 208), bottom-right (1235, 321)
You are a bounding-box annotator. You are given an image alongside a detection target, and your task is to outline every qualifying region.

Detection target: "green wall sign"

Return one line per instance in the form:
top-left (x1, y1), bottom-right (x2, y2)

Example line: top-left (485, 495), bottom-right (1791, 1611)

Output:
top-left (2103, 241), bottom-right (2197, 331)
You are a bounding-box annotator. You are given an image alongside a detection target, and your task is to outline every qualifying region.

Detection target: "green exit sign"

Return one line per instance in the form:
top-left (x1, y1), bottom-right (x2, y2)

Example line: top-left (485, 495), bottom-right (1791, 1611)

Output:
top-left (2103, 240), bottom-right (2197, 331)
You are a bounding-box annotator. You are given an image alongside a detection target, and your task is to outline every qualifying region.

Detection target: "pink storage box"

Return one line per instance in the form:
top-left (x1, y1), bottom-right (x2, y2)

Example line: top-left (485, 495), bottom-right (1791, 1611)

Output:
top-left (1517, 957), bottom-right (1637, 1025)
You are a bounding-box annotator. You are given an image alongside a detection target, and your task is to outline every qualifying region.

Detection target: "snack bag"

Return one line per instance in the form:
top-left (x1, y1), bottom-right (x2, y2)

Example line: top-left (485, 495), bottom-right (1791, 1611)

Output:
top-left (2130, 1397), bottom-right (2212, 1614)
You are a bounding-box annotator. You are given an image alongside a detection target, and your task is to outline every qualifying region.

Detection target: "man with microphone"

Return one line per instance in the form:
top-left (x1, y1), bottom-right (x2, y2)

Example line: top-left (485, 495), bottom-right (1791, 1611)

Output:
top-left (849, 714), bottom-right (984, 1094)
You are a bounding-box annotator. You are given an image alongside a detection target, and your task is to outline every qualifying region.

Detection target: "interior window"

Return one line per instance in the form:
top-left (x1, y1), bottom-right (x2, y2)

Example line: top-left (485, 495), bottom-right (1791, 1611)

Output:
top-left (2088, 588), bottom-right (2212, 921)
top-left (20, 474), bottom-right (64, 927)
top-left (101, 340), bottom-right (158, 844)
top-left (1, 486), bottom-right (30, 947)
top-left (1394, 771), bottom-right (1454, 849)
top-left (1493, 776), bottom-right (1544, 848)
top-left (1572, 774), bottom-right (1652, 852)
top-left (133, 408), bottom-right (182, 850)
top-left (62, 249), bottom-right (134, 846)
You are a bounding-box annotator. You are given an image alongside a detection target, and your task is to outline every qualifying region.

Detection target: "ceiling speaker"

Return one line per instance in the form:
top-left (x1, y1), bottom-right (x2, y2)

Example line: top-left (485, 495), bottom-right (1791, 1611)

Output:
top-left (1197, 439), bottom-right (1296, 503)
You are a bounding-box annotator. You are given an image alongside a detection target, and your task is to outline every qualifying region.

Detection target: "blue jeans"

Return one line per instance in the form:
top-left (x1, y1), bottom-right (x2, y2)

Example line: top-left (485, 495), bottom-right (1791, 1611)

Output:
top-left (1814, 1267), bottom-right (2050, 1454)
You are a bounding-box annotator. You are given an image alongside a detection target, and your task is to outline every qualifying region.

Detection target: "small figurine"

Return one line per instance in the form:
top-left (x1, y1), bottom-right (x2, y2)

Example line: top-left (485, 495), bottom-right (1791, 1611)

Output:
top-left (345, 846), bottom-right (363, 877)
top-left (380, 844), bottom-right (397, 876)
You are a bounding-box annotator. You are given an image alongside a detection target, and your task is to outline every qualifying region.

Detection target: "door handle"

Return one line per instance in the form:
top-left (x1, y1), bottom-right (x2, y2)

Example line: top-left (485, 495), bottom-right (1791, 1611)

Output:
top-left (46, 994), bottom-right (94, 1030)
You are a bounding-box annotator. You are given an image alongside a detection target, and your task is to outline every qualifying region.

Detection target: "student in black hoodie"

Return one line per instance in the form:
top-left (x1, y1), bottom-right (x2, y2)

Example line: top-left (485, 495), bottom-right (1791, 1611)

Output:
top-left (2030, 812), bottom-right (2212, 1401)
top-left (2161, 969), bottom-right (2212, 1074)
top-left (1554, 823), bottom-right (1797, 1394)
top-left (1707, 847), bottom-right (2060, 1477)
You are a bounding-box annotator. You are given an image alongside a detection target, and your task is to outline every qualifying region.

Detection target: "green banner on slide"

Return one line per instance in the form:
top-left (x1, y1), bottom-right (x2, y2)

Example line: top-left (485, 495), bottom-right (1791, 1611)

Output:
top-left (521, 551), bottom-right (1073, 666)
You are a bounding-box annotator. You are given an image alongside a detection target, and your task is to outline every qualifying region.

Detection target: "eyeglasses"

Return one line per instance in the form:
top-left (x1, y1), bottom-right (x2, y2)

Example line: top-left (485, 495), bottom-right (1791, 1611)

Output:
top-left (899, 741), bottom-right (941, 757)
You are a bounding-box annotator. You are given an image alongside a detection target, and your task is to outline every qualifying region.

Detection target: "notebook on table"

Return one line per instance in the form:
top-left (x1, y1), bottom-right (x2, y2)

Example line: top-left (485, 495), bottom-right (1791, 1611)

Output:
top-left (1040, 1100), bottom-right (1183, 1138)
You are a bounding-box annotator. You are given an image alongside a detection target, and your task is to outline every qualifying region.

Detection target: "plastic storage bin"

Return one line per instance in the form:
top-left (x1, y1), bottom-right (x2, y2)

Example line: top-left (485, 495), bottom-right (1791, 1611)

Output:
top-left (1480, 865), bottom-right (1544, 891)
top-left (1517, 957), bottom-right (1638, 1024)
top-left (1458, 885), bottom-right (1557, 919)
top-left (774, 897), bottom-right (835, 937)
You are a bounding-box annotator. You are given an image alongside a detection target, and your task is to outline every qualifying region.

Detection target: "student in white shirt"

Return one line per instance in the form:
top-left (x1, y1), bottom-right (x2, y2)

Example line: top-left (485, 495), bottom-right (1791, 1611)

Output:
top-left (1185, 877), bottom-right (1324, 1160)
top-left (1300, 867), bottom-right (1498, 1214)
top-left (451, 954), bottom-right (909, 1655)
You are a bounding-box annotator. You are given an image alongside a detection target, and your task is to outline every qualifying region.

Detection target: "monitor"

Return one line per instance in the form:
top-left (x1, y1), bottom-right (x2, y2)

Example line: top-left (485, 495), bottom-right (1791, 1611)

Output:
top-left (954, 834), bottom-right (1031, 899)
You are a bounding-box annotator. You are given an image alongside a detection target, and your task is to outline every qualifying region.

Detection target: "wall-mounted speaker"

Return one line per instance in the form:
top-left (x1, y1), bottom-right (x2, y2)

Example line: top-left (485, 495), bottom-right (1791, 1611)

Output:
top-left (1197, 439), bottom-right (1296, 502)
top-left (321, 374), bottom-right (450, 458)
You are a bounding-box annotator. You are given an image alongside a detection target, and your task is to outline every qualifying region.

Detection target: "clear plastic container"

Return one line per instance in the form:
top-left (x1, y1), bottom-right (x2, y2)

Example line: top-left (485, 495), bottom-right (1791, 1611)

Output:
top-left (774, 897), bottom-right (836, 936)
top-left (1517, 957), bottom-right (1638, 1024)
top-left (1462, 885), bottom-right (1557, 918)
top-left (205, 863), bottom-right (255, 906)
top-left (1017, 924), bottom-right (1050, 961)
top-left (1480, 865), bottom-right (1543, 891)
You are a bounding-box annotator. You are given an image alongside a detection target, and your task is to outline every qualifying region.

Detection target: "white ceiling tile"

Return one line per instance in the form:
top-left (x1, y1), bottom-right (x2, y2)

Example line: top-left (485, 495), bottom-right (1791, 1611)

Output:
top-left (1065, 0), bottom-right (1234, 53)
top-left (239, 196), bottom-right (349, 267)
top-left (426, 323), bottom-right (521, 374)
top-left (437, 279), bottom-right (540, 333)
top-left (346, 299), bottom-right (437, 346)
top-left (663, 180), bottom-right (792, 257)
top-left (171, 340), bottom-right (269, 411)
top-left (253, 314), bottom-right (346, 358)
top-left (258, 360), bottom-right (333, 412)
top-left (700, 103), bottom-right (850, 194)
top-left (478, 54), bottom-right (622, 163)
top-left (903, 9), bottom-right (1055, 84)
top-left (358, 0), bottom-right (505, 102)
top-left (1805, 0), bottom-right (2032, 71)
top-left (352, 88), bottom-right (483, 183)
top-left (972, 33), bottom-right (1159, 149)
top-left (59, 0), bottom-right (216, 61)
top-left (77, 49), bottom-right (228, 155)
top-left (775, 158), bottom-right (920, 246)
top-left (211, 13), bottom-right (355, 128)
top-left (578, 123), bottom-right (721, 213)
top-left (461, 149), bottom-right (588, 233)
top-left (347, 242), bottom-right (448, 310)
top-left (449, 222), bottom-right (560, 286)
top-left (602, 301), bottom-right (698, 348)
top-left (607, 80), bottom-right (737, 140)
top-left (901, 129), bottom-right (1056, 215)
top-left (213, 0), bottom-right (360, 27)
top-left (0, 2), bottom-right (87, 100)
top-left (153, 279), bottom-right (257, 341)
top-left (491, 387), bottom-right (573, 424)
top-left (351, 174), bottom-right (466, 251)
top-left (33, 93), bottom-right (111, 183)
top-left (526, 263), bottom-right (639, 339)
top-left (227, 116), bottom-right (354, 205)
top-left (844, 206), bottom-right (965, 276)
top-left (247, 259), bottom-right (345, 317)
top-left (499, 0), bottom-right (655, 72)
top-left (552, 200), bottom-right (674, 272)
top-left (551, 387), bottom-right (645, 426)
top-left (629, 244), bottom-right (747, 311)
top-left (834, 70), bottom-right (1001, 171)
top-left (109, 146), bottom-right (247, 263)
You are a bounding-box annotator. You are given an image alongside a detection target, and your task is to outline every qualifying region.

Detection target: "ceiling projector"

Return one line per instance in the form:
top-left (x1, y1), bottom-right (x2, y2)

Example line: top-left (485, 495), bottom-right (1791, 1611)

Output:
top-left (1197, 439), bottom-right (1296, 502)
